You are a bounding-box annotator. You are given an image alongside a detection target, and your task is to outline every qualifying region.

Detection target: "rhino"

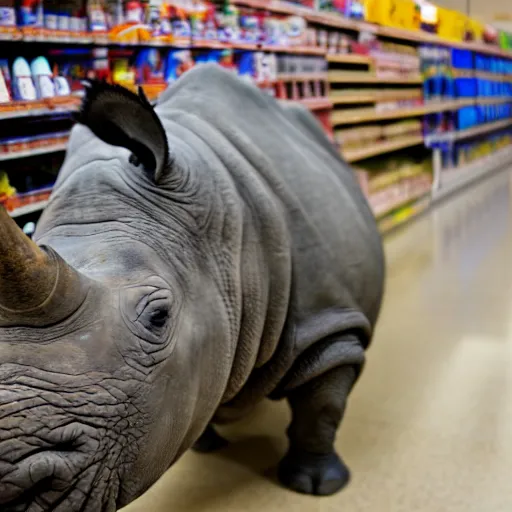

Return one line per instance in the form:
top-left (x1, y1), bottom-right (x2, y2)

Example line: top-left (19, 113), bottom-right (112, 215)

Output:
top-left (0, 64), bottom-right (384, 511)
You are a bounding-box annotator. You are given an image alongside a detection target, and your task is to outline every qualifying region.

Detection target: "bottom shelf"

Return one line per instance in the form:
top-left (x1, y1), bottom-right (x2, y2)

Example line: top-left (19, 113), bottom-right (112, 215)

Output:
top-left (379, 145), bottom-right (512, 233)
top-left (433, 145), bottom-right (512, 202)
top-left (379, 196), bottom-right (431, 234)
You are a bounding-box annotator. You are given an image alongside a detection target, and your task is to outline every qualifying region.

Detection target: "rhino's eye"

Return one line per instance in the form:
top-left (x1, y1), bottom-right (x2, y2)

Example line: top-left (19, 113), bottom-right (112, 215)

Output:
top-left (135, 290), bottom-right (173, 339)
top-left (129, 153), bottom-right (141, 167)
top-left (142, 303), bottom-right (169, 330)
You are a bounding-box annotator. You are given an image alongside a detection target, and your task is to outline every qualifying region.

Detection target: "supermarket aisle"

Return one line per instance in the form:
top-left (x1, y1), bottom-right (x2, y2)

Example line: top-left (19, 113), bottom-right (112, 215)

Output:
top-left (123, 168), bottom-right (512, 512)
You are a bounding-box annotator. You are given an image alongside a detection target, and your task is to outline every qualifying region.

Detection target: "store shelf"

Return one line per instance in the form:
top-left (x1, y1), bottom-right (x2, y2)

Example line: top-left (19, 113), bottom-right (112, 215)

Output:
top-left (326, 53), bottom-right (373, 65)
top-left (261, 44), bottom-right (325, 55)
top-left (0, 143), bottom-right (68, 162)
top-left (371, 186), bottom-right (431, 218)
top-left (230, 0), bottom-right (512, 59)
top-left (296, 97), bottom-right (332, 110)
top-left (278, 73), bottom-right (327, 81)
top-left (473, 72), bottom-right (512, 81)
top-left (330, 93), bottom-right (378, 104)
top-left (9, 200), bottom-right (49, 218)
top-left (328, 71), bottom-right (422, 84)
top-left (330, 90), bottom-right (423, 104)
top-left (281, 97), bottom-right (332, 110)
top-left (6, 1), bottom-right (512, 61)
top-left (433, 145), bottom-right (512, 202)
top-left (331, 100), bottom-right (472, 126)
top-left (0, 106), bottom-right (77, 120)
top-left (456, 118), bottom-right (512, 141)
top-left (343, 134), bottom-right (423, 162)
top-left (378, 196), bottom-right (431, 234)
top-left (476, 97), bottom-right (512, 105)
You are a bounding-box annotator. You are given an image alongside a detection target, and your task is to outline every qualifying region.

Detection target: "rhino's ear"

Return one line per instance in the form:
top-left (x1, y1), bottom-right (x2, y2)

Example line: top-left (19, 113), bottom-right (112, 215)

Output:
top-left (77, 80), bottom-right (169, 182)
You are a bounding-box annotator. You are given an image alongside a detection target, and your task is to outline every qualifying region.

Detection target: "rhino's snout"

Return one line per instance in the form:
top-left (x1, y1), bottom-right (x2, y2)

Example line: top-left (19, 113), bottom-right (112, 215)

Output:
top-left (2, 449), bottom-right (80, 509)
top-left (0, 426), bottom-right (101, 511)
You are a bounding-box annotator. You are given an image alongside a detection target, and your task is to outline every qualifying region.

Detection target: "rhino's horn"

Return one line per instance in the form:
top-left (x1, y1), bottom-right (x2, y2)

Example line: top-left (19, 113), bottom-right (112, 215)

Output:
top-left (0, 206), bottom-right (88, 327)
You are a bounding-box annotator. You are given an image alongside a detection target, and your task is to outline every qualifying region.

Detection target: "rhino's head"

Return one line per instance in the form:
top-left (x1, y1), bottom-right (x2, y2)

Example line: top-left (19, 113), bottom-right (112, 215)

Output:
top-left (0, 81), bottom-right (241, 511)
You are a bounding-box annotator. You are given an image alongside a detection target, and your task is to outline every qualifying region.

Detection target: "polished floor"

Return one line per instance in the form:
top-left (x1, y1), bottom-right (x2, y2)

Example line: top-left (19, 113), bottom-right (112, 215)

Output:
top-left (123, 168), bottom-right (512, 512)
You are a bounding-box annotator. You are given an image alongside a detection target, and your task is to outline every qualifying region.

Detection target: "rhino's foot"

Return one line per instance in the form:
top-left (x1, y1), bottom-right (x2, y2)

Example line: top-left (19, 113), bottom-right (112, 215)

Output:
top-left (277, 450), bottom-right (350, 496)
top-left (192, 424), bottom-right (229, 453)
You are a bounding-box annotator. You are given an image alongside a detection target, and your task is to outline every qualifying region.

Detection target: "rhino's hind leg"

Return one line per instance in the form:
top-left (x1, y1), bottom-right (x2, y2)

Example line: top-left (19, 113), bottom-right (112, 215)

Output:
top-left (278, 364), bottom-right (358, 496)
top-left (193, 424), bottom-right (229, 453)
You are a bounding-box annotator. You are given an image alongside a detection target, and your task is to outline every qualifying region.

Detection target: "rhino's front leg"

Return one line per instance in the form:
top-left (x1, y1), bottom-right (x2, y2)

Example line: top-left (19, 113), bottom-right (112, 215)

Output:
top-left (278, 364), bottom-right (358, 496)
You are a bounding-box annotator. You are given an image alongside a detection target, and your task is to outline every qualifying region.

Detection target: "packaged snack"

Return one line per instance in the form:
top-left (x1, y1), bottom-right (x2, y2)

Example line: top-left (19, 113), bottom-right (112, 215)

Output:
top-left (0, 172), bottom-right (15, 199)
top-left (112, 58), bottom-right (136, 87)
top-left (203, 3), bottom-right (218, 40)
top-left (19, 0), bottom-right (44, 39)
top-left (88, 0), bottom-right (108, 32)
top-left (0, 0), bottom-right (17, 40)
top-left (165, 49), bottom-right (194, 83)
top-left (0, 60), bottom-right (11, 103)
top-left (265, 16), bottom-right (287, 46)
top-left (216, 4), bottom-right (239, 42)
top-left (31, 56), bottom-right (55, 98)
top-left (146, 2), bottom-right (172, 42)
top-left (53, 75), bottom-right (71, 96)
top-left (135, 48), bottom-right (166, 84)
top-left (285, 16), bottom-right (307, 47)
top-left (170, 3), bottom-right (191, 40)
top-left (12, 57), bottom-right (37, 101)
top-left (237, 51), bottom-right (256, 80)
top-left (218, 49), bottom-right (236, 72)
top-left (239, 9), bottom-right (261, 43)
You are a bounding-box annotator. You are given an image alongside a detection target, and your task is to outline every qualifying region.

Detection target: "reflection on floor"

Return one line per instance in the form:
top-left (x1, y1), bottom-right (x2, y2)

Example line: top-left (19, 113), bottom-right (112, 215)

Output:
top-left (123, 169), bottom-right (512, 512)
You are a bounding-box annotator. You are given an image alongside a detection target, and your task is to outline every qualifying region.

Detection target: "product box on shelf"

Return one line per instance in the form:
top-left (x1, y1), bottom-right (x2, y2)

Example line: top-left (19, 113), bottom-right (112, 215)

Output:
top-left (436, 7), bottom-right (467, 42)
top-left (0, 170), bottom-right (15, 200)
top-left (363, 0), bottom-right (420, 32)
top-left (500, 31), bottom-right (512, 52)
top-left (0, 0), bottom-right (19, 40)
top-left (18, 0), bottom-right (44, 39)
top-left (370, 41), bottom-right (420, 80)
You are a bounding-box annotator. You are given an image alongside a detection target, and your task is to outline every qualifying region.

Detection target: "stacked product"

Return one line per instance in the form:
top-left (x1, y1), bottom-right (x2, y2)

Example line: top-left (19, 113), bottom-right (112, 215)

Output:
top-left (355, 154), bottom-right (433, 227)
top-left (440, 130), bottom-right (512, 170)
top-left (370, 42), bottom-right (420, 80)
top-left (336, 119), bottom-right (422, 150)
top-left (0, 55), bottom-right (78, 114)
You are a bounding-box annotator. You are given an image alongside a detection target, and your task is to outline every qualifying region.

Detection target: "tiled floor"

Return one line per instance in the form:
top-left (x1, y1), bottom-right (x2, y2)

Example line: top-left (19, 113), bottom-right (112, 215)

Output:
top-left (123, 169), bottom-right (512, 512)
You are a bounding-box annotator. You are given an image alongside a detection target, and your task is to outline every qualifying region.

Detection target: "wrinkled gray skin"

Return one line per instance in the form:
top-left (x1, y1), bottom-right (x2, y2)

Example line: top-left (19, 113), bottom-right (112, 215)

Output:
top-left (0, 65), bottom-right (384, 511)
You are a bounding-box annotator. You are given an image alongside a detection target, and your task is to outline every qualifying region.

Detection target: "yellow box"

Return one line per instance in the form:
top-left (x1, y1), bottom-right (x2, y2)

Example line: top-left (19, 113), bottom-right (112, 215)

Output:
top-left (364, 0), bottom-right (420, 31)
top-left (468, 17), bottom-right (484, 42)
top-left (437, 7), bottom-right (466, 41)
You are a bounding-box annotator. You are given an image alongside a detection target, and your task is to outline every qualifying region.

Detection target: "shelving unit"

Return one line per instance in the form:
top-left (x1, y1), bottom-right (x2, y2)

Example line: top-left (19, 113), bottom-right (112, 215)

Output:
top-left (2, 0), bottom-right (512, 235)
top-left (331, 101), bottom-right (478, 126)
top-left (456, 119), bottom-right (512, 141)
top-left (433, 146), bottom-right (512, 202)
top-left (0, 143), bottom-right (68, 162)
top-left (343, 135), bottom-right (424, 163)
top-left (0, 106), bottom-right (77, 121)
top-left (9, 200), bottom-right (49, 218)
top-left (230, 0), bottom-right (512, 59)
top-left (326, 54), bottom-right (373, 65)
top-left (328, 72), bottom-right (423, 84)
